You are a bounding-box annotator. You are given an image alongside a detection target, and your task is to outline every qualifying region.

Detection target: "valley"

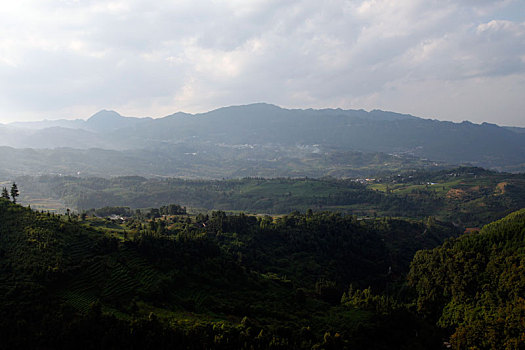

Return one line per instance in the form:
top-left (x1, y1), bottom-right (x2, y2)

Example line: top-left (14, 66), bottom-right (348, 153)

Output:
top-left (12, 166), bottom-right (525, 228)
top-left (3, 0), bottom-right (525, 347)
top-left (1, 105), bottom-right (524, 349)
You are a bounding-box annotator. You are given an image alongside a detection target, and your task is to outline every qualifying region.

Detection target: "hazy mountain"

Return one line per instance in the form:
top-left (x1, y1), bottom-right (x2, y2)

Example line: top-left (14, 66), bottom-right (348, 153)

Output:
top-left (2, 103), bottom-right (525, 171)
top-left (9, 118), bottom-right (86, 130)
top-left (8, 110), bottom-right (151, 133)
top-left (26, 127), bottom-right (117, 149)
top-left (504, 126), bottom-right (525, 134)
top-left (0, 126), bottom-right (116, 149)
top-left (128, 103), bottom-right (418, 146)
top-left (108, 103), bottom-right (525, 169)
top-left (84, 110), bottom-right (152, 132)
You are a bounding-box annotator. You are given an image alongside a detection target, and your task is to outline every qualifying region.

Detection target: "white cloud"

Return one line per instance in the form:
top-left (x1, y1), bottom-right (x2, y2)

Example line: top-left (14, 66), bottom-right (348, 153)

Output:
top-left (0, 0), bottom-right (524, 126)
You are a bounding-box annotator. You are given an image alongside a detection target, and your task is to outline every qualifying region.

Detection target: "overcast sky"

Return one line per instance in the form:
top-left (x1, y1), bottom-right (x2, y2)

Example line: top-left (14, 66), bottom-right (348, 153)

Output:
top-left (0, 0), bottom-right (524, 126)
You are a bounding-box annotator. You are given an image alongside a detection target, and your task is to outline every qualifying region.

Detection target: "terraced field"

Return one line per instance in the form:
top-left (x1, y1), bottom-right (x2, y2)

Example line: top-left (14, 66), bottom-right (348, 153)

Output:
top-left (60, 290), bottom-right (99, 313)
top-left (66, 234), bottom-right (96, 262)
top-left (119, 247), bottom-right (163, 293)
top-left (58, 242), bottom-right (170, 314)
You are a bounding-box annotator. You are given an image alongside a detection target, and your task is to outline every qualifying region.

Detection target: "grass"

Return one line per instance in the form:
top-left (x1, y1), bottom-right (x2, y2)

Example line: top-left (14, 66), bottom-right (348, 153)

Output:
top-left (237, 179), bottom-right (342, 198)
top-left (19, 198), bottom-right (66, 213)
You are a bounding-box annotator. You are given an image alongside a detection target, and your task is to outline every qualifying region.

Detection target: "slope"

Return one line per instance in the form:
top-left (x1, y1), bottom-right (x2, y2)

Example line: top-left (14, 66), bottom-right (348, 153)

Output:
top-left (2, 104), bottom-right (525, 171)
top-left (408, 208), bottom-right (525, 349)
top-left (0, 198), bottom-right (457, 348)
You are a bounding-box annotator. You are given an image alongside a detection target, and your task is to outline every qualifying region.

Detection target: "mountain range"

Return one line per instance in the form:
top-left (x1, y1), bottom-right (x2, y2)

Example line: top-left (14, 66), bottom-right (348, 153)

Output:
top-left (1, 103), bottom-right (525, 174)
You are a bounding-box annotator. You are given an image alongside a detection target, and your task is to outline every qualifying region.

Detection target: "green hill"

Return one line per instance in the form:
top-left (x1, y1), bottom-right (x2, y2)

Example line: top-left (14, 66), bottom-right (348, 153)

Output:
top-left (408, 208), bottom-right (525, 349)
top-left (0, 198), bottom-right (456, 348)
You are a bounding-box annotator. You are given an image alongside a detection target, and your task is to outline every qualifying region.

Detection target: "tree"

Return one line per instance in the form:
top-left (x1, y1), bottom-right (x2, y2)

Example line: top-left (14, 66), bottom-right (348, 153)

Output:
top-left (10, 183), bottom-right (19, 204)
top-left (1, 187), bottom-right (9, 200)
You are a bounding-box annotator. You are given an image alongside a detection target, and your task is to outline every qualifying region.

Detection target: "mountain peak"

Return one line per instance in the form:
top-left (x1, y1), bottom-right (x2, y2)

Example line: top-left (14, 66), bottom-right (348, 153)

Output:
top-left (87, 110), bottom-right (123, 122)
top-left (85, 110), bottom-right (147, 132)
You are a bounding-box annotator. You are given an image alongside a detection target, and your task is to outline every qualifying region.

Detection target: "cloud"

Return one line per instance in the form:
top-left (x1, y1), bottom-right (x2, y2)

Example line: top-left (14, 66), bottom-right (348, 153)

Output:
top-left (0, 0), bottom-right (524, 126)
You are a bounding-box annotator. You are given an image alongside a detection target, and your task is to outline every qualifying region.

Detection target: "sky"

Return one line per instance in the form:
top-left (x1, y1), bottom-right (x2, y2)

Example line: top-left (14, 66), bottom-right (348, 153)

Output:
top-left (0, 0), bottom-right (524, 126)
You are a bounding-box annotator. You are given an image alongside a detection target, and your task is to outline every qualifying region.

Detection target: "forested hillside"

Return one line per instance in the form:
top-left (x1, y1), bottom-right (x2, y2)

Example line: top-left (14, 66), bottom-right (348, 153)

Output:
top-left (2, 189), bottom-right (524, 348)
top-left (408, 209), bottom-right (525, 349)
top-left (1, 198), bottom-right (456, 349)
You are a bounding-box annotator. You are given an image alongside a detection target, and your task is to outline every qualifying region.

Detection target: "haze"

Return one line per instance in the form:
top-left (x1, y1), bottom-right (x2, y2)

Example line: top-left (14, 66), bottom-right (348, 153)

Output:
top-left (0, 0), bottom-right (524, 126)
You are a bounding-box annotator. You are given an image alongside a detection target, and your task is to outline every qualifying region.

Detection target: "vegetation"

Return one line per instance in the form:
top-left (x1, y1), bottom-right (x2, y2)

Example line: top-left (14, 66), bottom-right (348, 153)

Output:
top-left (14, 166), bottom-right (525, 227)
top-left (1, 198), bottom-right (460, 349)
top-left (0, 144), bottom-right (446, 179)
top-left (1, 186), bottom-right (9, 200)
top-left (1, 164), bottom-right (524, 348)
top-left (408, 208), bottom-right (525, 349)
top-left (10, 182), bottom-right (19, 203)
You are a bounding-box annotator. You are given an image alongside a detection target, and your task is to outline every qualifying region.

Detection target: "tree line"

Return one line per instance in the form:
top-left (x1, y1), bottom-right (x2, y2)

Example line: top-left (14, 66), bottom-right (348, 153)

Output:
top-left (1, 182), bottom-right (19, 203)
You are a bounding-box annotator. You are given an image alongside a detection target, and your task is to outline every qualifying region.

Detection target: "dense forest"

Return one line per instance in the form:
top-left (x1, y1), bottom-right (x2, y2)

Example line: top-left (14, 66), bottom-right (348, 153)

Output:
top-left (408, 209), bottom-right (525, 349)
top-left (0, 197), bottom-right (450, 349)
top-left (2, 191), bottom-right (524, 348)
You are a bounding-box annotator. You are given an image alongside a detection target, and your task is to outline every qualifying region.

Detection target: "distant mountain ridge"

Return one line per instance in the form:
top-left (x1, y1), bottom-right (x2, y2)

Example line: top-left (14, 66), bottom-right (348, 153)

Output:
top-left (8, 109), bottom-right (151, 133)
top-left (2, 103), bottom-right (525, 171)
top-left (85, 110), bottom-right (152, 132)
